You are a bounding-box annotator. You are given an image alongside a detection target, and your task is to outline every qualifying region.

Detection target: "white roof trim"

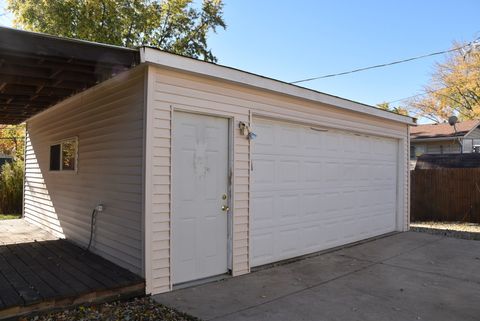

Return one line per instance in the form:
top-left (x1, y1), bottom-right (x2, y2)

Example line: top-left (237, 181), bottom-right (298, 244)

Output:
top-left (411, 137), bottom-right (460, 142)
top-left (140, 47), bottom-right (415, 125)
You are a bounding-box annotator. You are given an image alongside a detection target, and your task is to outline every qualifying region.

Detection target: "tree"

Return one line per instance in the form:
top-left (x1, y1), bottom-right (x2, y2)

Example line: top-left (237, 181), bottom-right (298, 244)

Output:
top-left (376, 102), bottom-right (409, 116)
top-left (0, 124), bottom-right (25, 160)
top-left (7, 0), bottom-right (226, 62)
top-left (408, 42), bottom-right (480, 122)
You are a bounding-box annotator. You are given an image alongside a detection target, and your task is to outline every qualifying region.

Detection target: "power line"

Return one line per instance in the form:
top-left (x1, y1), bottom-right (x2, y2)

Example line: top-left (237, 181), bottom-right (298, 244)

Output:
top-left (291, 39), bottom-right (479, 84)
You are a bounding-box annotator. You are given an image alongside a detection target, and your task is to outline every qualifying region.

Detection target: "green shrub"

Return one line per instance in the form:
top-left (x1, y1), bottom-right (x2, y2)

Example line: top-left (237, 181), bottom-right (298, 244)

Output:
top-left (0, 160), bottom-right (24, 215)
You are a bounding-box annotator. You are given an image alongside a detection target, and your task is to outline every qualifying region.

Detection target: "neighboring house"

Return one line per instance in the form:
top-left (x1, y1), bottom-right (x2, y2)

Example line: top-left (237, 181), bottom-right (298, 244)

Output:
top-left (0, 27), bottom-right (414, 295)
top-left (410, 120), bottom-right (480, 158)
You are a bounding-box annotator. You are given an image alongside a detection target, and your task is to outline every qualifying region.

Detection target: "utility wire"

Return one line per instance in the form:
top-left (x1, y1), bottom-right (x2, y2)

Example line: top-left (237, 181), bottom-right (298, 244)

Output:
top-left (291, 40), bottom-right (479, 84)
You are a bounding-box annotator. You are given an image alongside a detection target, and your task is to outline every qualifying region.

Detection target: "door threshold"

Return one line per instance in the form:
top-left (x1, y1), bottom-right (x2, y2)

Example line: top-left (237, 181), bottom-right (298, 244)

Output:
top-left (173, 273), bottom-right (231, 290)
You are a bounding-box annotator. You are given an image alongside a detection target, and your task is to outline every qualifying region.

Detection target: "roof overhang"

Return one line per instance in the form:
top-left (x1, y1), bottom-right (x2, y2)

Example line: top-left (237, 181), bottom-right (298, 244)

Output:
top-left (140, 47), bottom-right (416, 126)
top-left (0, 27), bottom-right (140, 124)
top-left (411, 136), bottom-right (463, 142)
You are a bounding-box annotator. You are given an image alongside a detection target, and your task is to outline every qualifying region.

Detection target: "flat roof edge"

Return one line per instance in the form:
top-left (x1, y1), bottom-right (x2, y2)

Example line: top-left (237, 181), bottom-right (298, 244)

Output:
top-left (141, 47), bottom-right (416, 126)
top-left (411, 136), bottom-right (461, 142)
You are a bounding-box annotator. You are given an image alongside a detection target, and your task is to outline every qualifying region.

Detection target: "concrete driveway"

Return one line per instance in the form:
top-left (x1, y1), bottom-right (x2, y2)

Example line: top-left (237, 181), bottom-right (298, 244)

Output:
top-left (154, 232), bottom-right (480, 321)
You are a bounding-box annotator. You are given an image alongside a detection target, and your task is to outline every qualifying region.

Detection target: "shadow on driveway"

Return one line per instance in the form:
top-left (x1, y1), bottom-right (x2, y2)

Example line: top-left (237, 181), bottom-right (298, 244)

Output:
top-left (154, 232), bottom-right (480, 321)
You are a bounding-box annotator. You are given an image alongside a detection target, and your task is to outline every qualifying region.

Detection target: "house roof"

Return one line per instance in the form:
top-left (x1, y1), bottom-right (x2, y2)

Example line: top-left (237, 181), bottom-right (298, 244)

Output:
top-left (415, 153), bottom-right (480, 169)
top-left (0, 27), bottom-right (140, 124)
top-left (410, 120), bottom-right (480, 140)
top-left (0, 27), bottom-right (415, 125)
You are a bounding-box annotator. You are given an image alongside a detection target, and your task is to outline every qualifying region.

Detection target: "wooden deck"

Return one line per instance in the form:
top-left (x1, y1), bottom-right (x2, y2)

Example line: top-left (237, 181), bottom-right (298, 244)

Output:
top-left (0, 220), bottom-right (145, 319)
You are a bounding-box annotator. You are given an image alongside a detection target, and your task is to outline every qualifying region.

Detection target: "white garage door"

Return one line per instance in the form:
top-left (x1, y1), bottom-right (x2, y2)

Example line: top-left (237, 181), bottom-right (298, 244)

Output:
top-left (251, 117), bottom-right (398, 267)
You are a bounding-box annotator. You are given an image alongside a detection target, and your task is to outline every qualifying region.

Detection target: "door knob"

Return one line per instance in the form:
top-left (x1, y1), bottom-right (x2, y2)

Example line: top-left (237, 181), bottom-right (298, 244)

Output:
top-left (221, 205), bottom-right (230, 212)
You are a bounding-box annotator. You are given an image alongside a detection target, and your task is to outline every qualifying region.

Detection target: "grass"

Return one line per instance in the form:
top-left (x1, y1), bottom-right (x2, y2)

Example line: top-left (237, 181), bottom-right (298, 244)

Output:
top-left (0, 214), bottom-right (21, 220)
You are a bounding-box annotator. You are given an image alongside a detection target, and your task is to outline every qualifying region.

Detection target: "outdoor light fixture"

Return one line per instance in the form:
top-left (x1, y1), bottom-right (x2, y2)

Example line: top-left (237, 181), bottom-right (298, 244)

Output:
top-left (239, 121), bottom-right (257, 140)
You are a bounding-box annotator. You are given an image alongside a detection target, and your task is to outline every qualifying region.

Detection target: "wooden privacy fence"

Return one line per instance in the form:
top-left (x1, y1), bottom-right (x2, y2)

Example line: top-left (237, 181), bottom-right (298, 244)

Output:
top-left (411, 168), bottom-right (480, 223)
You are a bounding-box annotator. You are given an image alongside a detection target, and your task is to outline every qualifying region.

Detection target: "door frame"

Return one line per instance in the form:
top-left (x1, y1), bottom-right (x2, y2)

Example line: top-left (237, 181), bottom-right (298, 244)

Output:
top-left (170, 108), bottom-right (234, 286)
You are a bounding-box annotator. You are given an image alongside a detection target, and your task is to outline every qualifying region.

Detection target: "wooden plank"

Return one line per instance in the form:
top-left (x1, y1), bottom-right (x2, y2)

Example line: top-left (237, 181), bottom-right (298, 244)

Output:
top-left (46, 240), bottom-right (125, 289)
top-left (0, 282), bottom-right (145, 320)
top-left (6, 244), bottom-right (58, 299)
top-left (18, 242), bottom-right (88, 296)
top-left (9, 242), bottom-right (76, 298)
top-left (0, 249), bottom-right (41, 306)
top-left (0, 271), bottom-right (23, 309)
top-left (37, 241), bottom-right (110, 291)
top-left (58, 240), bottom-right (143, 283)
top-left (25, 242), bottom-right (92, 293)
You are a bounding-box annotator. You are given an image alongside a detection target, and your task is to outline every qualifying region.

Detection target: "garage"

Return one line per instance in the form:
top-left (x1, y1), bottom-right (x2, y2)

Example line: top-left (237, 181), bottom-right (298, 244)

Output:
top-left (5, 28), bottom-right (413, 296)
top-left (251, 117), bottom-right (399, 267)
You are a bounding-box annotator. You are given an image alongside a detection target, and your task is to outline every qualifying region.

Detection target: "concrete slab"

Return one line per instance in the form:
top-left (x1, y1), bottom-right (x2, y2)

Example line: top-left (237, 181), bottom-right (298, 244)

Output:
top-left (336, 231), bottom-right (442, 263)
top-left (0, 219), bottom-right (58, 245)
top-left (385, 236), bottom-right (480, 283)
top-left (155, 252), bottom-right (371, 320)
top-left (154, 232), bottom-right (480, 321)
top-left (222, 264), bottom-right (480, 321)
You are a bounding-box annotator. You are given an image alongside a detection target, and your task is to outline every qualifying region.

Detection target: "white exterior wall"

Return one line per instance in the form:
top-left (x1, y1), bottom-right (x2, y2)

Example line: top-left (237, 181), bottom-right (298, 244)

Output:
top-left (24, 67), bottom-right (146, 275)
top-left (466, 127), bottom-right (480, 139)
top-left (463, 127), bottom-right (480, 152)
top-left (144, 65), bottom-right (410, 294)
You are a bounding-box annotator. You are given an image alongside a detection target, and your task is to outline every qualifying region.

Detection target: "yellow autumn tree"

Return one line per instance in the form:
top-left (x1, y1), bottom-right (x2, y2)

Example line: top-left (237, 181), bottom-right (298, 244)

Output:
top-left (409, 42), bottom-right (480, 122)
top-left (376, 102), bottom-right (409, 116)
top-left (0, 124), bottom-right (25, 160)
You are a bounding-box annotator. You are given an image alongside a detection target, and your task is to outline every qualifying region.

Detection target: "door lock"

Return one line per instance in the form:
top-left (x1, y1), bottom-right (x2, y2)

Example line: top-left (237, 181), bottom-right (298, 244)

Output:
top-left (222, 193), bottom-right (228, 200)
top-left (221, 205), bottom-right (230, 212)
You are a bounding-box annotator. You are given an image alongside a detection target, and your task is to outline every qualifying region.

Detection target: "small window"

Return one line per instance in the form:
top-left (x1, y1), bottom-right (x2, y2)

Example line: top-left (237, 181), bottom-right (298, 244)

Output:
top-left (50, 138), bottom-right (78, 172)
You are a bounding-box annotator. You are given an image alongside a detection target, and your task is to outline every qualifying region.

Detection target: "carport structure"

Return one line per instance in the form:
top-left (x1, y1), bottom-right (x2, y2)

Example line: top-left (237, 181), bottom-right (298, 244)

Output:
top-left (0, 27), bottom-right (138, 124)
top-left (0, 27), bottom-right (144, 318)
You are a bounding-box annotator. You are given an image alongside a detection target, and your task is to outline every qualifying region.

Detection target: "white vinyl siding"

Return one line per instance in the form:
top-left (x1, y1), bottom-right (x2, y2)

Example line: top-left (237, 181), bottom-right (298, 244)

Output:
top-left (466, 127), bottom-right (480, 139)
top-left (145, 65), bottom-right (409, 294)
top-left (24, 67), bottom-right (146, 275)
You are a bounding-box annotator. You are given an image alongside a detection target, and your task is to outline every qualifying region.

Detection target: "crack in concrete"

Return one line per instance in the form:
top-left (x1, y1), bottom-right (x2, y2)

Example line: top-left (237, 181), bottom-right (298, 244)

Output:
top-left (209, 234), bottom-right (446, 321)
top-left (208, 260), bottom-right (379, 320)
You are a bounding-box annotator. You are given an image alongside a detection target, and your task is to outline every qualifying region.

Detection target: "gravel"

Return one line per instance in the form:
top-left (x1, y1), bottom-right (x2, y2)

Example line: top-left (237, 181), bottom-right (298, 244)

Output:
top-left (411, 221), bottom-right (480, 240)
top-left (411, 221), bottom-right (480, 233)
top-left (22, 297), bottom-right (200, 321)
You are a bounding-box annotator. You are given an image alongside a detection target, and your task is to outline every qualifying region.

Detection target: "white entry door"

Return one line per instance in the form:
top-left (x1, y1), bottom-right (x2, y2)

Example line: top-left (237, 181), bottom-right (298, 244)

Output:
top-left (251, 117), bottom-right (398, 267)
top-left (172, 112), bottom-right (229, 284)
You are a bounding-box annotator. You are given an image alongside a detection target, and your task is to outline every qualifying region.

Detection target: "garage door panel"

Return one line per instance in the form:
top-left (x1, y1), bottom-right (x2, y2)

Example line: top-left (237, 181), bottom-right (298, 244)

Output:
top-left (251, 232), bottom-right (275, 263)
top-left (250, 194), bottom-right (274, 227)
top-left (252, 159), bottom-right (275, 184)
top-left (251, 117), bottom-right (398, 267)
